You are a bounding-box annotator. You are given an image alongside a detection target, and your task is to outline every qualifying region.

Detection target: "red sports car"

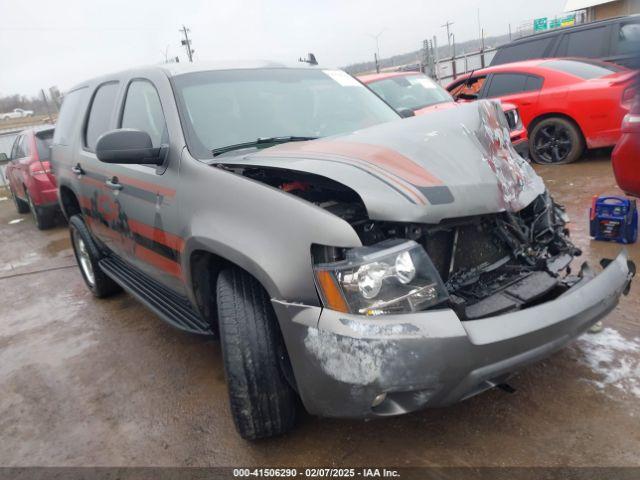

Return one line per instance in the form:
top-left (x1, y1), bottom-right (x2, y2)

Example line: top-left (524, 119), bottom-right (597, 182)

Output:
top-left (359, 71), bottom-right (529, 158)
top-left (612, 96), bottom-right (640, 196)
top-left (6, 126), bottom-right (59, 229)
top-left (446, 58), bottom-right (638, 164)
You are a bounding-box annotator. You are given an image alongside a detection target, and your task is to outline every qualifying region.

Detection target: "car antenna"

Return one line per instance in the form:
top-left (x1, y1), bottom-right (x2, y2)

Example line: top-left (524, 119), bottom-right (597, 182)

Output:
top-left (464, 69), bottom-right (475, 86)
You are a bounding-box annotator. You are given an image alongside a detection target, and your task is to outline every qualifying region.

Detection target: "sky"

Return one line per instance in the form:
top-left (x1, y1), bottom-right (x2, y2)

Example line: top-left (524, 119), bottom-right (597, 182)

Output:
top-left (0, 0), bottom-right (568, 96)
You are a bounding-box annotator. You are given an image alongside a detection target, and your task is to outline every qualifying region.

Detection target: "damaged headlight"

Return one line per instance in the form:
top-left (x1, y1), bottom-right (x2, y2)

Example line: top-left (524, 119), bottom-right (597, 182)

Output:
top-left (313, 240), bottom-right (448, 316)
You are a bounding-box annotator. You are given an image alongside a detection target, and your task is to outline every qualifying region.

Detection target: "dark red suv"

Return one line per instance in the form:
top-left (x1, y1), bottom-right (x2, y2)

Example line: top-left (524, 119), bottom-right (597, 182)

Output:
top-left (6, 126), bottom-right (59, 229)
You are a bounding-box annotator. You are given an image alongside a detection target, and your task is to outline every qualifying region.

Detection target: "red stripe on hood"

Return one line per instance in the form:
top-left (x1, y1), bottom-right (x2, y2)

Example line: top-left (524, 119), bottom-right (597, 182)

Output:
top-left (258, 140), bottom-right (443, 187)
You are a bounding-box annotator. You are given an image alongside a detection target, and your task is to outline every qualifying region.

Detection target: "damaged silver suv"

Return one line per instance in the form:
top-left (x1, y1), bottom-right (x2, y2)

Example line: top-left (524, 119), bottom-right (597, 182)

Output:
top-left (51, 62), bottom-right (634, 440)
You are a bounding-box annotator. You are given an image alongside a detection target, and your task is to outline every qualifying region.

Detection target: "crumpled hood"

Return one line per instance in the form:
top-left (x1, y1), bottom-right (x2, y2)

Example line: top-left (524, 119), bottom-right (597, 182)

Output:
top-left (218, 100), bottom-right (545, 224)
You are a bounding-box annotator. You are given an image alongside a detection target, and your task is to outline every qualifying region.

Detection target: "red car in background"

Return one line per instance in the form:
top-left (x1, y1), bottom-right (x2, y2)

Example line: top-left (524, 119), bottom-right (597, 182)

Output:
top-left (359, 71), bottom-right (529, 158)
top-left (447, 58), bottom-right (638, 164)
top-left (612, 96), bottom-right (640, 196)
top-left (6, 126), bottom-right (59, 229)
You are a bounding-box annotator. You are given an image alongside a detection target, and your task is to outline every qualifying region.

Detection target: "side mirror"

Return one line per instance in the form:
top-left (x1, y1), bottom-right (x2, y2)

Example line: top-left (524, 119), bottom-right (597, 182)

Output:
top-left (0, 152), bottom-right (8, 165)
top-left (96, 129), bottom-right (165, 165)
top-left (398, 108), bottom-right (415, 118)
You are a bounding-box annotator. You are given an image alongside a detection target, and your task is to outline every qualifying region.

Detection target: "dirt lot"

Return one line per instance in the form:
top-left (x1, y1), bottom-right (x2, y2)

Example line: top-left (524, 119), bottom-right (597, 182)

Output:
top-left (0, 153), bottom-right (639, 467)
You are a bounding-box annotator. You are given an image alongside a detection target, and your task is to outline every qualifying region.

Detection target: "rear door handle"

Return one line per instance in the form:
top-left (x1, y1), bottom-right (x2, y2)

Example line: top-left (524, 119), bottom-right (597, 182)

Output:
top-left (71, 164), bottom-right (84, 175)
top-left (105, 177), bottom-right (123, 191)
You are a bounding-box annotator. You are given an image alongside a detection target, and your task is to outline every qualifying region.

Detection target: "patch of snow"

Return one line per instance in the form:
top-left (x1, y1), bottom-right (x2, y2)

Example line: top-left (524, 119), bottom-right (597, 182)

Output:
top-left (574, 327), bottom-right (640, 398)
top-left (0, 196), bottom-right (7, 201)
top-left (8, 218), bottom-right (23, 224)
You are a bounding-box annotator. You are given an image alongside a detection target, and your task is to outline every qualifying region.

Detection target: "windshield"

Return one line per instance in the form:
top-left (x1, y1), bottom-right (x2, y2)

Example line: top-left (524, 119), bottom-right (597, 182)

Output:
top-left (367, 74), bottom-right (453, 111)
top-left (173, 68), bottom-right (400, 158)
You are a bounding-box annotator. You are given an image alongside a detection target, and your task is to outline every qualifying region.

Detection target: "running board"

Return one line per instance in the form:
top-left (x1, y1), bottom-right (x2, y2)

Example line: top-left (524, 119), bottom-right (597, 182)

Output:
top-left (99, 255), bottom-right (214, 336)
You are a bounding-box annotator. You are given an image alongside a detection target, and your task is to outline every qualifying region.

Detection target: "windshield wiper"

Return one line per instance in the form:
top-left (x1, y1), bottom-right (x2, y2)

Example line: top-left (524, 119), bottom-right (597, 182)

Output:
top-left (211, 136), bottom-right (317, 157)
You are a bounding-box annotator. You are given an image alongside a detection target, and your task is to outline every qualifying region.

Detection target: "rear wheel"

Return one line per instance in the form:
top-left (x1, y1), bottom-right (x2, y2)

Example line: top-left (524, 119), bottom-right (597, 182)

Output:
top-left (27, 191), bottom-right (54, 230)
top-left (69, 215), bottom-right (121, 298)
top-left (9, 186), bottom-right (29, 213)
top-left (530, 117), bottom-right (584, 165)
top-left (216, 267), bottom-right (297, 440)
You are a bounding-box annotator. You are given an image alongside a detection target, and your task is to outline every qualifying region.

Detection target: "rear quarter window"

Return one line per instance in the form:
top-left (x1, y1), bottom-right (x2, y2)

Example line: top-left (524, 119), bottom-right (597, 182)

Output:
top-left (52, 88), bottom-right (87, 146)
top-left (615, 21), bottom-right (640, 55)
top-left (556, 26), bottom-right (609, 58)
top-left (492, 37), bottom-right (554, 65)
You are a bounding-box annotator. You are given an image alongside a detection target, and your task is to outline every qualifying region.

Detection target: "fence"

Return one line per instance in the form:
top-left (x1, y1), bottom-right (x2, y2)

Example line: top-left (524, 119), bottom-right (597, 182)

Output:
top-left (431, 48), bottom-right (497, 85)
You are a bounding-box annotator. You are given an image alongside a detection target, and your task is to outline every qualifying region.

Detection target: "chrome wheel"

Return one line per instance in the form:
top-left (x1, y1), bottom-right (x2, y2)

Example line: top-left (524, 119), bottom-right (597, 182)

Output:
top-left (73, 230), bottom-right (95, 286)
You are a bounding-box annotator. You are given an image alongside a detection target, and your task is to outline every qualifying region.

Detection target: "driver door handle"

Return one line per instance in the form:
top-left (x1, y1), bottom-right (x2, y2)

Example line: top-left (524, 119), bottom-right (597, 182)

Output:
top-left (105, 177), bottom-right (123, 191)
top-left (71, 164), bottom-right (84, 175)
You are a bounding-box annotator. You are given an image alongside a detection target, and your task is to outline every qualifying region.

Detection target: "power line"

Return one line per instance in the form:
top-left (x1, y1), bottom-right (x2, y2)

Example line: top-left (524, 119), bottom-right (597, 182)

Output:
top-left (180, 25), bottom-right (194, 63)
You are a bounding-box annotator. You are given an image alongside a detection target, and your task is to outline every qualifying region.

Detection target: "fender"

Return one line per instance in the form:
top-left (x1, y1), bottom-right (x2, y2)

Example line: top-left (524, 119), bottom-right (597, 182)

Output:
top-left (178, 155), bottom-right (363, 307)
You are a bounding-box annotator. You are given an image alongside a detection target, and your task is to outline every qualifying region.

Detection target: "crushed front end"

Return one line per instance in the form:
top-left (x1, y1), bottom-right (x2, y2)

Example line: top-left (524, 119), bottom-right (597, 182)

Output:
top-left (273, 191), bottom-right (634, 418)
top-left (354, 191), bottom-right (585, 320)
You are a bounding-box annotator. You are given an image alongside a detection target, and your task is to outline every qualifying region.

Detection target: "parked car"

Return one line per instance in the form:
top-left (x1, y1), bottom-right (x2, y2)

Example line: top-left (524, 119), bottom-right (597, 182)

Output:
top-left (490, 15), bottom-right (640, 69)
top-left (1, 108), bottom-right (35, 121)
top-left (613, 95), bottom-right (640, 196)
top-left (6, 126), bottom-right (58, 229)
top-left (359, 71), bottom-right (529, 158)
top-left (51, 62), bottom-right (633, 440)
top-left (447, 58), bottom-right (638, 164)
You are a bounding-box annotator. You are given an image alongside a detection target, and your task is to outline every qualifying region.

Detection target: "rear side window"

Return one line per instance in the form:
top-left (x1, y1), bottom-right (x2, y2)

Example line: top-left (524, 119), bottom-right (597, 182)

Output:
top-left (36, 130), bottom-right (54, 160)
top-left (541, 59), bottom-right (619, 79)
top-left (525, 75), bottom-right (543, 91)
top-left (557, 26), bottom-right (608, 58)
top-left (53, 87), bottom-right (87, 146)
top-left (485, 74), bottom-right (524, 97)
top-left (10, 135), bottom-right (23, 158)
top-left (616, 22), bottom-right (640, 55)
top-left (21, 135), bottom-right (31, 156)
top-left (492, 38), bottom-right (554, 65)
top-left (85, 82), bottom-right (120, 151)
top-left (120, 80), bottom-right (168, 148)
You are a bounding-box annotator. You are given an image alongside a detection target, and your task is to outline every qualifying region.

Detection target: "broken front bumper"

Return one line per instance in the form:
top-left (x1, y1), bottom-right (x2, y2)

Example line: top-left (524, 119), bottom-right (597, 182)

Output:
top-left (273, 250), bottom-right (633, 418)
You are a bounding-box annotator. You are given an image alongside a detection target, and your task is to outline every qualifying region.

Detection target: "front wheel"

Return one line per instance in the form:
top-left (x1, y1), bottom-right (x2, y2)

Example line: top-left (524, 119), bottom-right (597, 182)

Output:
top-left (529, 117), bottom-right (584, 165)
top-left (216, 267), bottom-right (297, 440)
top-left (69, 215), bottom-right (121, 298)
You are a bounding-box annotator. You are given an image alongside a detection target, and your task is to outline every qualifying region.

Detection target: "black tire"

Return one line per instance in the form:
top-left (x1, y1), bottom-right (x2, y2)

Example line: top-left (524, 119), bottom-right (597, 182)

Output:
top-left (529, 117), bottom-right (584, 165)
top-left (9, 186), bottom-right (29, 213)
top-left (69, 215), bottom-right (121, 298)
top-left (27, 191), bottom-right (54, 230)
top-left (216, 267), bottom-right (297, 440)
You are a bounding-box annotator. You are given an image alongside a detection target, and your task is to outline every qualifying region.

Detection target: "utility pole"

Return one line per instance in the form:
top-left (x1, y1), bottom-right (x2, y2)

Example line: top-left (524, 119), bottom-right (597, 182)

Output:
top-left (368, 30), bottom-right (385, 72)
top-left (477, 9), bottom-right (482, 47)
top-left (441, 20), bottom-right (454, 58)
top-left (180, 25), bottom-right (194, 62)
top-left (40, 89), bottom-right (53, 123)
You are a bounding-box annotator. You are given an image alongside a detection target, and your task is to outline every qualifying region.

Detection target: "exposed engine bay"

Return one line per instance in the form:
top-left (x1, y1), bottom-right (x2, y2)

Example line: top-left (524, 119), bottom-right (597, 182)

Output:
top-left (226, 165), bottom-right (583, 320)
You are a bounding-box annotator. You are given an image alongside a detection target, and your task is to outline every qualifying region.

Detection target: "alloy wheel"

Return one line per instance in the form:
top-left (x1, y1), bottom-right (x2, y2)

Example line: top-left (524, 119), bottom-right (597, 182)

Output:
top-left (533, 123), bottom-right (573, 164)
top-left (73, 230), bottom-right (95, 286)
